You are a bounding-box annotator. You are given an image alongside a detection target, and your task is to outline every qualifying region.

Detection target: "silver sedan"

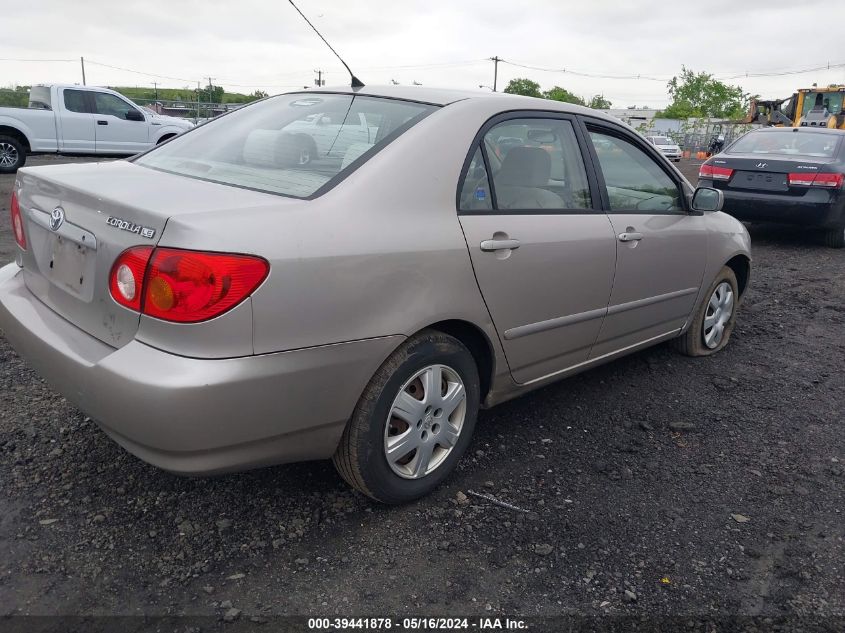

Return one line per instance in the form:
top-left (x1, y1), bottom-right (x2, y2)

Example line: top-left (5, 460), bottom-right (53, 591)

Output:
top-left (0, 86), bottom-right (751, 503)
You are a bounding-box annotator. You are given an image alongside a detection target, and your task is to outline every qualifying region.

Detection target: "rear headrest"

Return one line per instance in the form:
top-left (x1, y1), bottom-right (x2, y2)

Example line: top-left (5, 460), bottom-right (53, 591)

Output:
top-left (496, 147), bottom-right (551, 187)
top-left (341, 142), bottom-right (374, 170)
top-left (242, 129), bottom-right (296, 167)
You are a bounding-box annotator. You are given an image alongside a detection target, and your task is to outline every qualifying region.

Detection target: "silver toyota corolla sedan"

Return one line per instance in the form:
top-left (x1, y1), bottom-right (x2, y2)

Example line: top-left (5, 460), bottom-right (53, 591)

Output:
top-left (0, 86), bottom-right (751, 503)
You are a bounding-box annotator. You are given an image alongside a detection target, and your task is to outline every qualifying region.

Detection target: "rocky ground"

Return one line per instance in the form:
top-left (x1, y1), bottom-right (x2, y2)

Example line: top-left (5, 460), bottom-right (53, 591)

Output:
top-left (0, 156), bottom-right (842, 630)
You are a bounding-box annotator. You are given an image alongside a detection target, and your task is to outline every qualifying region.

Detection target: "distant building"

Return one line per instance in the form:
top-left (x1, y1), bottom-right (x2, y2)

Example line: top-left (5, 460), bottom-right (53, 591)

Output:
top-left (599, 107), bottom-right (683, 134)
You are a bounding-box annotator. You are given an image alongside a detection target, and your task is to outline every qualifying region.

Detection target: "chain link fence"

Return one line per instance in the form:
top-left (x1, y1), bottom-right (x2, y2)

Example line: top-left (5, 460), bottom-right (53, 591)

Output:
top-left (637, 122), bottom-right (756, 154)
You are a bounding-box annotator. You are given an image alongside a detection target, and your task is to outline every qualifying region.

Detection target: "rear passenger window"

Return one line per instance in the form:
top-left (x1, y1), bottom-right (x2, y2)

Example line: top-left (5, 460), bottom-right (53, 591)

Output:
top-left (482, 118), bottom-right (591, 211)
top-left (588, 130), bottom-right (682, 213)
top-left (63, 90), bottom-right (89, 113)
top-left (459, 148), bottom-right (493, 211)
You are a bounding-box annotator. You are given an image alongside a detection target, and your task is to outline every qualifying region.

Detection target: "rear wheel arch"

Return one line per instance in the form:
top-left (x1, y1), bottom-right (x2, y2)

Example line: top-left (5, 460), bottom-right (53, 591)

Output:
top-left (419, 319), bottom-right (495, 404)
top-left (0, 126), bottom-right (31, 151)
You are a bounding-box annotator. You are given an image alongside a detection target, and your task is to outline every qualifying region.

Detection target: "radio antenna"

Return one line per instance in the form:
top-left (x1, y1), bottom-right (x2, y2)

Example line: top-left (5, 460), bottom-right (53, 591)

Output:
top-left (287, 0), bottom-right (364, 88)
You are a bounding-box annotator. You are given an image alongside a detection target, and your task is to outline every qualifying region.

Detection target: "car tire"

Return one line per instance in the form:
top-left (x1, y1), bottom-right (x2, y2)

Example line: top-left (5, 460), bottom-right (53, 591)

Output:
top-left (674, 266), bottom-right (739, 357)
top-left (0, 135), bottom-right (26, 174)
top-left (823, 226), bottom-right (844, 249)
top-left (333, 330), bottom-right (480, 504)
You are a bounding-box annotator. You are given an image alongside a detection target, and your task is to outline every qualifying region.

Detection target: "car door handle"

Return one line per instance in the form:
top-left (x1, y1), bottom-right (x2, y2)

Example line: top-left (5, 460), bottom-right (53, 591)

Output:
top-left (97, 120), bottom-right (108, 126)
top-left (617, 232), bottom-right (643, 242)
top-left (480, 239), bottom-right (521, 252)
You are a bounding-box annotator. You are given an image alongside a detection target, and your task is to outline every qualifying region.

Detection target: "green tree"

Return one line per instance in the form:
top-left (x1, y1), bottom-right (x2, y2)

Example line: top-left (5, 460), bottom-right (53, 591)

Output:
top-left (588, 94), bottom-right (612, 109)
top-left (0, 87), bottom-right (29, 107)
top-left (198, 84), bottom-right (225, 103)
top-left (543, 86), bottom-right (585, 105)
top-left (250, 90), bottom-right (269, 100)
top-left (657, 66), bottom-right (748, 119)
top-left (503, 78), bottom-right (542, 98)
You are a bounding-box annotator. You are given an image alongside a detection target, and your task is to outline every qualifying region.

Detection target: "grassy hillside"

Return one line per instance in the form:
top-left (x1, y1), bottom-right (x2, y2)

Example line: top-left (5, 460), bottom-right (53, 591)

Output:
top-left (113, 86), bottom-right (258, 104)
top-left (0, 89), bottom-right (28, 108)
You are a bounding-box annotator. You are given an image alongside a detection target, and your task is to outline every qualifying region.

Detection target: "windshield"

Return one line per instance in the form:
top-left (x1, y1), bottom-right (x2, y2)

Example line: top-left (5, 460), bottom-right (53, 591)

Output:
top-left (136, 93), bottom-right (436, 198)
top-left (802, 91), bottom-right (845, 116)
top-left (726, 130), bottom-right (842, 158)
top-left (652, 137), bottom-right (673, 145)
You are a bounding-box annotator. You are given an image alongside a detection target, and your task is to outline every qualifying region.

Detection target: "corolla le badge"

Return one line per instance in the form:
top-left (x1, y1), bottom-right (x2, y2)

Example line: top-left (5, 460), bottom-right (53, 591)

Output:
top-left (50, 207), bottom-right (65, 232)
top-left (107, 216), bottom-right (156, 239)
top-left (756, 162), bottom-right (767, 169)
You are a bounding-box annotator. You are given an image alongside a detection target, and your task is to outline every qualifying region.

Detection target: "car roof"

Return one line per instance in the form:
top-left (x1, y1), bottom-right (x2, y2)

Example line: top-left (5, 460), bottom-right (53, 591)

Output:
top-left (749, 126), bottom-right (845, 136)
top-left (288, 85), bottom-right (622, 123)
top-left (34, 84), bottom-right (122, 94)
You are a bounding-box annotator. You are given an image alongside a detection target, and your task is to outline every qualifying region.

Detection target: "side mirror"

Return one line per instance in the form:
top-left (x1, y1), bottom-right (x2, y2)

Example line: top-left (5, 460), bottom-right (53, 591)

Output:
top-left (691, 187), bottom-right (724, 213)
top-left (125, 109), bottom-right (144, 122)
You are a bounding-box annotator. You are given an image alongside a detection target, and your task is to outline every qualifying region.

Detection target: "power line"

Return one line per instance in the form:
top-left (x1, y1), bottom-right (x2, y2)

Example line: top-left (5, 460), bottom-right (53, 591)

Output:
top-left (0, 58), bottom-right (76, 62)
top-left (85, 59), bottom-right (199, 84)
top-left (499, 58), bottom-right (845, 83)
top-left (501, 60), bottom-right (669, 82)
top-left (716, 62), bottom-right (845, 80)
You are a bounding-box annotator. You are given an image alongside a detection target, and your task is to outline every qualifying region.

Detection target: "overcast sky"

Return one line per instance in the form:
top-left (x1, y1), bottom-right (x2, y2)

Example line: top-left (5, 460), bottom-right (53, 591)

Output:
top-left (2, 0), bottom-right (844, 107)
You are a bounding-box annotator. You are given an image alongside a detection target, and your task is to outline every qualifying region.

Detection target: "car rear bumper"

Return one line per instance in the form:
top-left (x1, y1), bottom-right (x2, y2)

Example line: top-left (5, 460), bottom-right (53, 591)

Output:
top-left (701, 181), bottom-right (845, 229)
top-left (0, 263), bottom-right (401, 474)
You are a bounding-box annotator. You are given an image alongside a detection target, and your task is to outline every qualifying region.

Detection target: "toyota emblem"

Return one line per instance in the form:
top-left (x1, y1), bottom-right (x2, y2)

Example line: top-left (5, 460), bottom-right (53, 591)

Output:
top-left (50, 207), bottom-right (65, 232)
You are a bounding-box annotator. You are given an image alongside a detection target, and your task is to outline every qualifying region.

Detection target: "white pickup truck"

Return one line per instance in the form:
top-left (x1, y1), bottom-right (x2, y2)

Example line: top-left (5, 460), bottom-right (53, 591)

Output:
top-left (0, 84), bottom-right (194, 173)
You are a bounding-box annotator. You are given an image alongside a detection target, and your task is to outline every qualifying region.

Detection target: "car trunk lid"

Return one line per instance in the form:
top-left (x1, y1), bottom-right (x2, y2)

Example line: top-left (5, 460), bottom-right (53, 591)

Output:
top-left (15, 160), bottom-right (287, 348)
top-left (711, 153), bottom-right (838, 194)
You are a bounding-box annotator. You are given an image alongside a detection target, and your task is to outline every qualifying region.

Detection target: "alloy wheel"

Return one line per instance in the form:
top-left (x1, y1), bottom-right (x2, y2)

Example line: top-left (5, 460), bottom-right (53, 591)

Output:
top-left (383, 364), bottom-right (467, 479)
top-left (703, 281), bottom-right (734, 349)
top-left (0, 142), bottom-right (18, 167)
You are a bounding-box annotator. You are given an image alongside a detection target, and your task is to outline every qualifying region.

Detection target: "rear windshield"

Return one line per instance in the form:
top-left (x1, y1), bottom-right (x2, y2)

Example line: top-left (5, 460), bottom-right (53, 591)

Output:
top-left (135, 93), bottom-right (437, 198)
top-left (727, 130), bottom-right (842, 158)
top-left (29, 86), bottom-right (52, 110)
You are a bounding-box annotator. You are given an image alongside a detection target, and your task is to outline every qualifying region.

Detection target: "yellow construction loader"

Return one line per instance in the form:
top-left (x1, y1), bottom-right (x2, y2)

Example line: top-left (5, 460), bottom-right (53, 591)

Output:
top-left (746, 85), bottom-right (845, 129)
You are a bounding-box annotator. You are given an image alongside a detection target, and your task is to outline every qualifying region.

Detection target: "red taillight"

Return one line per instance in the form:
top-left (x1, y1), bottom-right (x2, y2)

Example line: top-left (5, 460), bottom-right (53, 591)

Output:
top-left (788, 172), bottom-right (845, 188)
top-left (109, 247), bottom-right (269, 323)
top-left (787, 173), bottom-right (816, 186)
top-left (699, 164), bottom-right (734, 181)
top-left (109, 246), bottom-right (154, 312)
top-left (10, 191), bottom-right (26, 250)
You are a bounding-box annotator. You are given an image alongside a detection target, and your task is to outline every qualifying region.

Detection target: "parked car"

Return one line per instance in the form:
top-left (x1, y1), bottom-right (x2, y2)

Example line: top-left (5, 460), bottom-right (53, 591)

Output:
top-left (141, 105), bottom-right (197, 128)
top-left (645, 135), bottom-right (682, 162)
top-left (0, 86), bottom-right (751, 503)
top-left (699, 127), bottom-right (845, 248)
top-left (280, 109), bottom-right (380, 165)
top-left (0, 84), bottom-right (194, 173)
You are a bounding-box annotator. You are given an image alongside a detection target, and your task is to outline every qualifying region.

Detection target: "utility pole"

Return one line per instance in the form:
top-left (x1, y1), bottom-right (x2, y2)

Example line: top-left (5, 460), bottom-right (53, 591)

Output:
top-left (489, 56), bottom-right (501, 92)
top-left (80, 56), bottom-right (86, 85)
top-left (205, 77), bottom-right (216, 117)
top-left (152, 82), bottom-right (159, 100)
top-left (314, 69), bottom-right (325, 87)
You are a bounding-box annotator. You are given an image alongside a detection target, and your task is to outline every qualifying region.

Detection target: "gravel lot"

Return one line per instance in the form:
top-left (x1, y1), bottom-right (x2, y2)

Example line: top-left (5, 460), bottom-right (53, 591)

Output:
top-left (0, 156), bottom-right (843, 627)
